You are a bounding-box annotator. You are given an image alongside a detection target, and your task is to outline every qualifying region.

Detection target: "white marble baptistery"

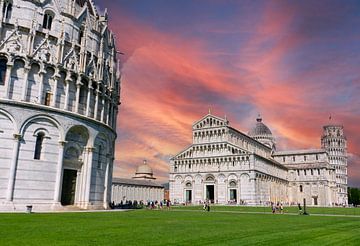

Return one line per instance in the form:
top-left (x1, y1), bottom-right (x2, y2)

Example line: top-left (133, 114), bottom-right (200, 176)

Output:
top-left (0, 0), bottom-right (121, 211)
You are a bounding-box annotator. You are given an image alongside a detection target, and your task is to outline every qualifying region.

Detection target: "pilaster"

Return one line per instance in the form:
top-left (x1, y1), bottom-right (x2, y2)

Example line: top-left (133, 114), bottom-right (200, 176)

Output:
top-left (6, 134), bottom-right (22, 201)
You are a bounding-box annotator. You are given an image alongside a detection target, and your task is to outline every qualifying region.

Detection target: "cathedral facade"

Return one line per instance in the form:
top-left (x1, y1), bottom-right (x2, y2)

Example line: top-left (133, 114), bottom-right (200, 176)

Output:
top-left (0, 0), bottom-right (120, 211)
top-left (169, 113), bottom-right (347, 207)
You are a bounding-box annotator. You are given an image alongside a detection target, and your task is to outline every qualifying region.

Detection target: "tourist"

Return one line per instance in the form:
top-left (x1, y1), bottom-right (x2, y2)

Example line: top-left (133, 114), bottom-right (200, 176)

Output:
top-left (166, 200), bottom-right (171, 210)
top-left (280, 203), bottom-right (284, 214)
top-left (298, 203), bottom-right (302, 215)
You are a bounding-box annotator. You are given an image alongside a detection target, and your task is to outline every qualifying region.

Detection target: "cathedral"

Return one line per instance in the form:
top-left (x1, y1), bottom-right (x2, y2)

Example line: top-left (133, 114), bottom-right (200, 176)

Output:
top-left (169, 113), bottom-right (348, 206)
top-left (0, 0), bottom-right (120, 211)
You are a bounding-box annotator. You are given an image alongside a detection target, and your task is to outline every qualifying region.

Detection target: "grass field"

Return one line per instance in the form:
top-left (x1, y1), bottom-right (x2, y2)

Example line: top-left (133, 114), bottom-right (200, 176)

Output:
top-left (1, 208), bottom-right (360, 245)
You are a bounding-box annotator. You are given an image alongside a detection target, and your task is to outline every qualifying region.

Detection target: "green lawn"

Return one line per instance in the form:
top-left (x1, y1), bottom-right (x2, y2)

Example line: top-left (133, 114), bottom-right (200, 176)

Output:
top-left (1, 209), bottom-right (360, 245)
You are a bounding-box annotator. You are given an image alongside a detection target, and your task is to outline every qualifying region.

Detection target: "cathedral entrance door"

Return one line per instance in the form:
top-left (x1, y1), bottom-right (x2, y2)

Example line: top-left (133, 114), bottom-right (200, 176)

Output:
top-left (186, 190), bottom-right (192, 203)
top-left (206, 185), bottom-right (214, 203)
top-left (61, 169), bottom-right (77, 206)
top-left (230, 189), bottom-right (237, 202)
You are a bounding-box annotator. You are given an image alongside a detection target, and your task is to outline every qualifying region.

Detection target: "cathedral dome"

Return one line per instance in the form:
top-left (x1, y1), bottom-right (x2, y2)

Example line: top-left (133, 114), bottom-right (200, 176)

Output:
top-left (133, 160), bottom-right (156, 180)
top-left (248, 116), bottom-right (276, 150)
top-left (249, 116), bottom-right (273, 137)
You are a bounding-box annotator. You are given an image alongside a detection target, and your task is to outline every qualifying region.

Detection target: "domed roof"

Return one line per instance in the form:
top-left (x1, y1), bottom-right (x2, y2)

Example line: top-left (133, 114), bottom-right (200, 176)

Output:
top-left (133, 160), bottom-right (156, 180)
top-left (248, 115), bottom-right (273, 137)
top-left (135, 162), bottom-right (153, 175)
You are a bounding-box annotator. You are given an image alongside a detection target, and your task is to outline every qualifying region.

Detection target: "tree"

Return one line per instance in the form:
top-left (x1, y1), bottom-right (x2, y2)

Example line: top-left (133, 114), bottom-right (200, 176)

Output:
top-left (348, 187), bottom-right (360, 206)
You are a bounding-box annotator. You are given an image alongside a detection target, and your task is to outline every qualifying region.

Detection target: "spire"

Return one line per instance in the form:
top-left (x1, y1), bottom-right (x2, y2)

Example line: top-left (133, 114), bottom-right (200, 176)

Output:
top-left (208, 108), bottom-right (211, 115)
top-left (256, 114), bottom-right (262, 122)
top-left (143, 159), bottom-right (147, 165)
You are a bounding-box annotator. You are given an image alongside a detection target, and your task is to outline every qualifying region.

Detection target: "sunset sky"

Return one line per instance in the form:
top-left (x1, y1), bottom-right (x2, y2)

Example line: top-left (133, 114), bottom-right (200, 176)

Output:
top-left (97, 0), bottom-right (360, 186)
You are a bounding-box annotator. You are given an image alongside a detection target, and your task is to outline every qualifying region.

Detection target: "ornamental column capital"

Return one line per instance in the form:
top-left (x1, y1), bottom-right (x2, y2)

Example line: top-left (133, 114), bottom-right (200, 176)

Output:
top-left (58, 140), bottom-right (67, 147)
top-left (13, 133), bottom-right (22, 141)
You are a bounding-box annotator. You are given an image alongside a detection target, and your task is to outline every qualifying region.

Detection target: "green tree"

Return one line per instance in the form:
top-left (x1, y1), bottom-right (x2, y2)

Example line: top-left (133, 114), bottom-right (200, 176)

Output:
top-left (348, 187), bottom-right (360, 206)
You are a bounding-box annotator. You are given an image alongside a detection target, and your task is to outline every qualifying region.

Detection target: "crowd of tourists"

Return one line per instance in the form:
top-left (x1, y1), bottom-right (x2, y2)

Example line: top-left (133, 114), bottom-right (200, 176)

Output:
top-left (110, 199), bottom-right (171, 210)
top-left (270, 202), bottom-right (284, 214)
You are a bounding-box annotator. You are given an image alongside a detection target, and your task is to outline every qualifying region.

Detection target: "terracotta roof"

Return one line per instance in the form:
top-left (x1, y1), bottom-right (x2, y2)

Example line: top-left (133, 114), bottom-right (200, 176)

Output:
top-left (273, 149), bottom-right (326, 156)
top-left (112, 178), bottom-right (164, 188)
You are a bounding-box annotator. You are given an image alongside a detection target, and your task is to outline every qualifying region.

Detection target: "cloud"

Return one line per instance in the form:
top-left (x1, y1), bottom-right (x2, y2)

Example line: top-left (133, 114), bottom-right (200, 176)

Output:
top-left (100, 1), bottom-right (360, 185)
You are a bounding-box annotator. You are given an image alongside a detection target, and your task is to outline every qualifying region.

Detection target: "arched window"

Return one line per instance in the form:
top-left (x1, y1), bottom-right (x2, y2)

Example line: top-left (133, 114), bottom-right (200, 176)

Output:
top-left (42, 11), bottom-right (54, 30)
top-left (34, 132), bottom-right (45, 160)
top-left (0, 58), bottom-right (7, 86)
top-left (299, 185), bottom-right (303, 192)
top-left (2, 0), bottom-right (12, 21)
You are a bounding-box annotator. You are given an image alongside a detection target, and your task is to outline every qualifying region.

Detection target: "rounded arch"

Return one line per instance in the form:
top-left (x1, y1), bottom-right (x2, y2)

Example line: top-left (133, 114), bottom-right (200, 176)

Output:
top-left (20, 114), bottom-right (63, 140)
top-left (174, 175), bottom-right (183, 183)
top-left (205, 174), bottom-right (215, 182)
top-left (12, 56), bottom-right (26, 64)
top-left (184, 175), bottom-right (193, 182)
top-left (32, 127), bottom-right (50, 137)
top-left (228, 173), bottom-right (238, 181)
top-left (65, 125), bottom-right (90, 146)
top-left (0, 53), bottom-right (9, 61)
top-left (195, 174), bottom-right (202, 183)
top-left (228, 180), bottom-right (237, 187)
top-left (240, 173), bottom-right (250, 179)
top-left (217, 173), bottom-right (226, 183)
top-left (0, 108), bottom-right (17, 132)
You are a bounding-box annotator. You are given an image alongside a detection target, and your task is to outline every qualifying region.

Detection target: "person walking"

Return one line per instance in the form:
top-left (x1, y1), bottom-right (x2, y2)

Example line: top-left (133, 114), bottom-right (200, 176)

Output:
top-left (298, 203), bottom-right (302, 215)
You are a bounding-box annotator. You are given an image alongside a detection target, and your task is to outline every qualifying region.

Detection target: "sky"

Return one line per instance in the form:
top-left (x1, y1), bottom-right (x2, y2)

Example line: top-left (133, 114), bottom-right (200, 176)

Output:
top-left (96, 0), bottom-right (360, 187)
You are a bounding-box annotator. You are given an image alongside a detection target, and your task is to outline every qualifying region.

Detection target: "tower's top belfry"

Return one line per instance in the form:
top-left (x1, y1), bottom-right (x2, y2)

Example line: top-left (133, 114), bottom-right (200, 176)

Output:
top-left (0, 0), bottom-right (121, 129)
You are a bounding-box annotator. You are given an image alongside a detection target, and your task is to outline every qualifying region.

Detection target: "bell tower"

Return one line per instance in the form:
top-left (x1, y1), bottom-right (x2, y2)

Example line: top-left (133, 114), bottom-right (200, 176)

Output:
top-left (321, 124), bottom-right (348, 205)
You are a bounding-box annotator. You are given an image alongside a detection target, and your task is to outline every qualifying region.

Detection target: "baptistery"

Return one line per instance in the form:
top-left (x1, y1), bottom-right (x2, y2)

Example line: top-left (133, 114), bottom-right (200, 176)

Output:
top-left (0, 0), bottom-right (121, 211)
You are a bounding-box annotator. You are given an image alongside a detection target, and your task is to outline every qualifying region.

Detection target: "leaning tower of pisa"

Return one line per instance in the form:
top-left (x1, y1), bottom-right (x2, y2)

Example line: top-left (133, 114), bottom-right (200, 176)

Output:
top-left (0, 0), bottom-right (121, 211)
top-left (321, 124), bottom-right (348, 205)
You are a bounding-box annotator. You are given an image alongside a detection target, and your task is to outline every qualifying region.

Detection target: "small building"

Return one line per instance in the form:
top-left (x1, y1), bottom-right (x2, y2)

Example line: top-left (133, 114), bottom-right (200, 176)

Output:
top-left (111, 161), bottom-right (164, 204)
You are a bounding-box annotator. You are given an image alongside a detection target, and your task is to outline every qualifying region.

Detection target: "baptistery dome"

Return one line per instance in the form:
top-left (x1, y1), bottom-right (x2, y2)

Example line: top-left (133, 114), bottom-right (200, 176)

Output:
top-left (248, 116), bottom-right (276, 150)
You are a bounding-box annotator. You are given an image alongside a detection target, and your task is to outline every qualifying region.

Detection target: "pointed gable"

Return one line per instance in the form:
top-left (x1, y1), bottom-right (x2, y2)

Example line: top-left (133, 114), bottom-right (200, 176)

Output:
top-left (192, 114), bottom-right (229, 130)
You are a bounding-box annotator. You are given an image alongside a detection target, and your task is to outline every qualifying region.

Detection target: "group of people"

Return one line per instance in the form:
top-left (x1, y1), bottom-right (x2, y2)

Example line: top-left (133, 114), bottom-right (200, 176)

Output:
top-left (271, 202), bottom-right (284, 214)
top-left (203, 200), bottom-right (211, 212)
top-left (147, 200), bottom-right (171, 210)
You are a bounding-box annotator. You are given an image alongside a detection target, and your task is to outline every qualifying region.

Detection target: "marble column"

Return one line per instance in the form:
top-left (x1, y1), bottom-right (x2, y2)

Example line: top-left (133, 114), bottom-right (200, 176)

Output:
top-left (53, 141), bottom-right (66, 203)
top-left (75, 78), bottom-right (82, 113)
top-left (94, 83), bottom-right (101, 120)
top-left (37, 68), bottom-right (46, 104)
top-left (4, 62), bottom-right (13, 99)
top-left (84, 147), bottom-right (94, 206)
top-left (85, 81), bottom-right (93, 117)
top-left (51, 72), bottom-right (61, 107)
top-left (6, 134), bottom-right (22, 201)
top-left (21, 63), bottom-right (31, 101)
top-left (103, 157), bottom-right (110, 207)
top-left (64, 74), bottom-right (72, 110)
top-left (101, 95), bottom-right (106, 123)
